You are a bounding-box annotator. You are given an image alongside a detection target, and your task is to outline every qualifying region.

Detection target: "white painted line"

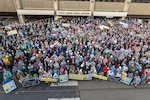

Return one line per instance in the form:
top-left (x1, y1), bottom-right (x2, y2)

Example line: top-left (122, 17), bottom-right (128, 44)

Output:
top-left (51, 81), bottom-right (78, 87)
top-left (48, 97), bottom-right (80, 100)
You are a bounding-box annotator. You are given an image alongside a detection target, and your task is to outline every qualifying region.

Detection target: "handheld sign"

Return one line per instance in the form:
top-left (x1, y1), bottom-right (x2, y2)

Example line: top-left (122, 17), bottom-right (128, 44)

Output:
top-left (120, 76), bottom-right (133, 85)
top-left (69, 74), bottom-right (92, 81)
top-left (69, 74), bottom-right (84, 80)
top-left (59, 74), bottom-right (68, 83)
top-left (119, 22), bottom-right (128, 28)
top-left (62, 23), bottom-right (70, 27)
top-left (2, 80), bottom-right (17, 93)
top-left (99, 25), bottom-right (110, 30)
top-left (40, 78), bottom-right (57, 82)
top-left (7, 30), bottom-right (17, 36)
top-left (92, 74), bottom-right (108, 81)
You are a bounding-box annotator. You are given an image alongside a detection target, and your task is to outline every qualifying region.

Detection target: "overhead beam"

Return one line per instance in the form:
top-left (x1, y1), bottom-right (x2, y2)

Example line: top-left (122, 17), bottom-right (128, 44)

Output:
top-left (89, 0), bottom-right (95, 16)
top-left (53, 0), bottom-right (58, 11)
top-left (17, 9), bottom-right (54, 15)
top-left (56, 10), bottom-right (91, 16)
top-left (93, 11), bottom-right (128, 17)
top-left (123, 0), bottom-right (131, 12)
top-left (14, 0), bottom-right (25, 24)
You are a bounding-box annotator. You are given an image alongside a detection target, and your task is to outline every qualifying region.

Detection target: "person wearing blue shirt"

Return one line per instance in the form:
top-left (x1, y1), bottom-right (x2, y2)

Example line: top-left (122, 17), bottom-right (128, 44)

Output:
top-left (2, 77), bottom-right (11, 85)
top-left (110, 65), bottom-right (117, 73)
top-left (3, 69), bottom-right (12, 79)
top-left (96, 64), bottom-right (101, 75)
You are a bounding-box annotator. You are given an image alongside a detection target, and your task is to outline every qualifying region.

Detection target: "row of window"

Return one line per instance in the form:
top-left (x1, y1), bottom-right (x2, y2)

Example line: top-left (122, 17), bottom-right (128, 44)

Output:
top-left (132, 0), bottom-right (150, 3)
top-left (98, 0), bottom-right (150, 3)
top-left (95, 0), bottom-right (125, 2)
top-left (59, 0), bottom-right (124, 2)
top-left (59, 0), bottom-right (150, 3)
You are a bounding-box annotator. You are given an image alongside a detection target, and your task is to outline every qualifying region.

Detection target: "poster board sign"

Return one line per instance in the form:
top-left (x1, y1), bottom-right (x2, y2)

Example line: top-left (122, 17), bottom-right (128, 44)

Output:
top-left (120, 76), bottom-right (132, 85)
top-left (69, 74), bottom-right (92, 80)
top-left (83, 74), bottom-right (92, 80)
top-left (148, 20), bottom-right (150, 25)
top-left (40, 78), bottom-right (57, 82)
top-left (108, 20), bottom-right (113, 27)
top-left (138, 19), bottom-right (143, 24)
top-left (119, 22), bottom-right (128, 28)
top-left (92, 74), bottom-right (108, 81)
top-left (7, 30), bottom-right (17, 36)
top-left (5, 26), bottom-right (11, 30)
top-left (62, 23), bottom-right (70, 27)
top-left (69, 74), bottom-right (84, 80)
top-left (99, 25), bottom-right (104, 30)
top-left (2, 80), bottom-right (17, 93)
top-left (55, 16), bottom-right (62, 20)
top-left (59, 74), bottom-right (68, 83)
top-left (99, 25), bottom-right (110, 30)
top-left (21, 78), bottom-right (40, 88)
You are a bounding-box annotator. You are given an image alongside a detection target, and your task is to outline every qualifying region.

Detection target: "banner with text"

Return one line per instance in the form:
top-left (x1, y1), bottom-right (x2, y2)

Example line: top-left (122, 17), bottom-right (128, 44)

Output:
top-left (120, 76), bottom-right (133, 85)
top-left (92, 74), bottom-right (108, 81)
top-left (69, 74), bottom-right (92, 81)
top-left (7, 30), bottom-right (18, 36)
top-left (59, 74), bottom-right (68, 83)
top-left (2, 80), bottom-right (17, 93)
top-left (40, 78), bottom-right (57, 82)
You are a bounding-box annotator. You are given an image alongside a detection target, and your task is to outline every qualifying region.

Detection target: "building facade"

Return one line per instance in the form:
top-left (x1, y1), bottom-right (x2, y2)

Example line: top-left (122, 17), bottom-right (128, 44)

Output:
top-left (0, 0), bottom-right (150, 23)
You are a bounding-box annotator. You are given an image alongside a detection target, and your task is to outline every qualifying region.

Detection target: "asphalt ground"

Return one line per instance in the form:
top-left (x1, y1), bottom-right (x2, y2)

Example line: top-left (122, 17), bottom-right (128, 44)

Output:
top-left (79, 80), bottom-right (150, 100)
top-left (0, 81), bottom-right (79, 100)
top-left (1, 79), bottom-right (150, 100)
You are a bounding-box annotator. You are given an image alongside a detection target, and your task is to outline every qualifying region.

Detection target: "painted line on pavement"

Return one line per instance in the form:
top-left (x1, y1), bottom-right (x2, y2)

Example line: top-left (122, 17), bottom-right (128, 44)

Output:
top-left (17, 89), bottom-right (78, 93)
top-left (48, 97), bottom-right (80, 100)
top-left (51, 81), bottom-right (78, 87)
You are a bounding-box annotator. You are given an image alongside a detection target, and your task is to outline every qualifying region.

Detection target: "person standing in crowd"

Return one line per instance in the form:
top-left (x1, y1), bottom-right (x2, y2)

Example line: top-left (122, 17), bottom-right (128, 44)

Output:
top-left (0, 64), bottom-right (3, 83)
top-left (0, 17), bottom-right (149, 88)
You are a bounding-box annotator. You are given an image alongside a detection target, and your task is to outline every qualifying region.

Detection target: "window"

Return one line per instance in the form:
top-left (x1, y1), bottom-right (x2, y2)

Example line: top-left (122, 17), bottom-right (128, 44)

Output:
top-left (95, 0), bottom-right (125, 2)
top-left (59, 0), bottom-right (90, 1)
top-left (132, 0), bottom-right (150, 3)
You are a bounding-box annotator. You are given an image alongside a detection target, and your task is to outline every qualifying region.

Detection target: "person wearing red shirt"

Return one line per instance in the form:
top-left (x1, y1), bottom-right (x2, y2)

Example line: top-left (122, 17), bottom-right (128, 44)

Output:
top-left (102, 65), bottom-right (109, 76)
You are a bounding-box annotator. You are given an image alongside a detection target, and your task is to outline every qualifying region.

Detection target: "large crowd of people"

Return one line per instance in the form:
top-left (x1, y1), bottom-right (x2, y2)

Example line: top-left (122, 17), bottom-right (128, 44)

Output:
top-left (0, 17), bottom-right (149, 88)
